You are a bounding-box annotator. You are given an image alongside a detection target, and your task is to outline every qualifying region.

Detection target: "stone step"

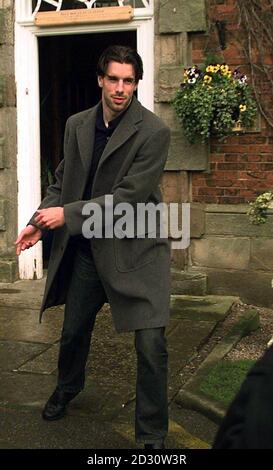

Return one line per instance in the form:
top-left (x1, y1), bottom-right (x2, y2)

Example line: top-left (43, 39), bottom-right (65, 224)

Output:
top-left (171, 269), bottom-right (207, 296)
top-left (170, 294), bottom-right (239, 322)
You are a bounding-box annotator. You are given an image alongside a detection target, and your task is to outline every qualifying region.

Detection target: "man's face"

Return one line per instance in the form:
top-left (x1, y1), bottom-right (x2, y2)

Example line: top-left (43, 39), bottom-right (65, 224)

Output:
top-left (98, 61), bottom-right (138, 120)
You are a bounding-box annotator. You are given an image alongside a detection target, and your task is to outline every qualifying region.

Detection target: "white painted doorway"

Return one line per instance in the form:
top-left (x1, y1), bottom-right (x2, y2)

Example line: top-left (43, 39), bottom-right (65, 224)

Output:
top-left (15, 1), bottom-right (154, 279)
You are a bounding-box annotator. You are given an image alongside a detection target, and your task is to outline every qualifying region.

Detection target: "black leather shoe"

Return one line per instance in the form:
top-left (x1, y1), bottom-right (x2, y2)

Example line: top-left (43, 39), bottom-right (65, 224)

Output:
top-left (144, 441), bottom-right (165, 450)
top-left (42, 388), bottom-right (78, 421)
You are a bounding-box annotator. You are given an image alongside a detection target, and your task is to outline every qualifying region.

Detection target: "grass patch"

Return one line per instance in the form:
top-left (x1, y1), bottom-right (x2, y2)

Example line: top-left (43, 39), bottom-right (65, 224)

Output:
top-left (199, 359), bottom-right (255, 405)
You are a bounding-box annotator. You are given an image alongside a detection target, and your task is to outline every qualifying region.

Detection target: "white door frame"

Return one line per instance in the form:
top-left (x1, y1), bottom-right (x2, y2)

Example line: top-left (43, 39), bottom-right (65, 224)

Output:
top-left (15, 5), bottom-right (154, 279)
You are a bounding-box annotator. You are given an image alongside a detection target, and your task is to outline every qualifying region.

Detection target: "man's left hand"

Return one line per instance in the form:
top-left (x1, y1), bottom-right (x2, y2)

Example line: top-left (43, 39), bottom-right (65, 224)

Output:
top-left (35, 207), bottom-right (65, 229)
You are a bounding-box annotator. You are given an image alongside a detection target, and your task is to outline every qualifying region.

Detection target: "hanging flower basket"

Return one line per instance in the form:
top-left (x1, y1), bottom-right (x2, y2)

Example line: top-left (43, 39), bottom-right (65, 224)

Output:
top-left (172, 62), bottom-right (257, 144)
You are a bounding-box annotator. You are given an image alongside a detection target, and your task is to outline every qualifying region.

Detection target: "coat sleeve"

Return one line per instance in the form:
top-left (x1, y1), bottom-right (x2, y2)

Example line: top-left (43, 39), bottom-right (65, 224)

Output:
top-left (63, 125), bottom-right (171, 236)
top-left (27, 119), bottom-right (70, 228)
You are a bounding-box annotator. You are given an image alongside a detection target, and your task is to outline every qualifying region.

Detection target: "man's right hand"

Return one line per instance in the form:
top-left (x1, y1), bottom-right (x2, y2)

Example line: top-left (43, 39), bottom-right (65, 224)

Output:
top-left (15, 225), bottom-right (42, 256)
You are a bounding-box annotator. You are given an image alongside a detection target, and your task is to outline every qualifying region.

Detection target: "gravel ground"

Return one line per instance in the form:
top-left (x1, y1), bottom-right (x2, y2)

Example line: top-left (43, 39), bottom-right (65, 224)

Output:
top-left (225, 301), bottom-right (273, 361)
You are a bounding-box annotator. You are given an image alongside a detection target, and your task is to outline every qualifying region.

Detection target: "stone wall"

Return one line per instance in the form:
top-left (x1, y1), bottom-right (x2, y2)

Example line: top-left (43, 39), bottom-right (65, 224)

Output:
top-left (0, 0), bottom-right (18, 281)
top-left (189, 203), bottom-right (273, 308)
top-left (154, 0), bottom-right (208, 174)
top-left (154, 0), bottom-right (208, 270)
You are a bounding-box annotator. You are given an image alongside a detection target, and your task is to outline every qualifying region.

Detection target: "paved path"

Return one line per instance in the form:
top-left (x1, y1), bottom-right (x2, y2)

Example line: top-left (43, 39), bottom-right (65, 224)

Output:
top-left (0, 278), bottom-right (228, 449)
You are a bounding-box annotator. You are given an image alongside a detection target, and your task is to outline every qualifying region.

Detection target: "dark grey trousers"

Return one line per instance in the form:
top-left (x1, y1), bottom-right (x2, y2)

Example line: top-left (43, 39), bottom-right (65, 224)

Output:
top-left (57, 246), bottom-right (168, 443)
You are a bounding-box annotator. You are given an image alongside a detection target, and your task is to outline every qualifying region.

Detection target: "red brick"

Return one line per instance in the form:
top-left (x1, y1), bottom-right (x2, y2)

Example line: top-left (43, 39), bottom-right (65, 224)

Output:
top-left (220, 145), bottom-right (249, 153)
top-left (193, 196), bottom-right (219, 203)
top-left (192, 188), bottom-right (199, 196)
top-left (224, 154), bottom-right (238, 162)
top-left (224, 188), bottom-right (240, 196)
top-left (247, 155), bottom-right (262, 162)
top-left (264, 175), bottom-right (273, 183)
top-left (198, 187), bottom-right (225, 196)
top-left (216, 4), bottom-right (236, 13)
top-left (245, 171), bottom-right (266, 179)
top-left (234, 180), bottom-right (251, 188)
top-left (218, 197), bottom-right (245, 204)
top-left (237, 171), bottom-right (264, 180)
top-left (206, 179), bottom-right (234, 187)
top-left (240, 136), bottom-right (267, 144)
top-left (239, 190), bottom-right (257, 198)
top-left (217, 163), bottom-right (246, 170)
top-left (247, 180), bottom-right (273, 190)
top-left (249, 145), bottom-right (273, 153)
top-left (210, 154), bottom-right (225, 162)
top-left (260, 164), bottom-right (273, 171)
top-left (245, 163), bottom-right (263, 171)
top-left (237, 155), bottom-right (249, 162)
top-left (192, 51), bottom-right (204, 62)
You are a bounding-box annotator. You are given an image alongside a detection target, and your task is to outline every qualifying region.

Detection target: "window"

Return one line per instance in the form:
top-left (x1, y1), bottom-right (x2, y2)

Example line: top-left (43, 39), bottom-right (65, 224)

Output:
top-left (32, 0), bottom-right (152, 14)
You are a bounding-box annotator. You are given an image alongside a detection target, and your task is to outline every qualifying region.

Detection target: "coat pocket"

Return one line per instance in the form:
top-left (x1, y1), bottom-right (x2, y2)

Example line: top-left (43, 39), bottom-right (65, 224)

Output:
top-left (114, 234), bottom-right (157, 273)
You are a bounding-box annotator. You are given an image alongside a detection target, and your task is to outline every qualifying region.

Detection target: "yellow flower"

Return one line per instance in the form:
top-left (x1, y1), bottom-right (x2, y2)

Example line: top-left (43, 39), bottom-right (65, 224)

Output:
top-left (239, 104), bottom-right (247, 112)
top-left (213, 65), bottom-right (220, 73)
top-left (204, 75), bottom-right (212, 84)
top-left (206, 65), bottom-right (214, 73)
top-left (220, 64), bottom-right (229, 73)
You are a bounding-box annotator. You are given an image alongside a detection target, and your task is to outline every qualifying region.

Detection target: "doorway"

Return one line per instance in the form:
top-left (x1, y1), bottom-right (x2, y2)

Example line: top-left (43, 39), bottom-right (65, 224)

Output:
top-left (16, 11), bottom-right (154, 279)
top-left (38, 31), bottom-right (136, 262)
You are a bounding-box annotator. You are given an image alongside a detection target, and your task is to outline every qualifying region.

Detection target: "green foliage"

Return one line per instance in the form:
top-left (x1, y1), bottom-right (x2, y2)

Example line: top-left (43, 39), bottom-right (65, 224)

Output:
top-left (172, 62), bottom-right (257, 144)
top-left (200, 359), bottom-right (255, 405)
top-left (247, 191), bottom-right (273, 225)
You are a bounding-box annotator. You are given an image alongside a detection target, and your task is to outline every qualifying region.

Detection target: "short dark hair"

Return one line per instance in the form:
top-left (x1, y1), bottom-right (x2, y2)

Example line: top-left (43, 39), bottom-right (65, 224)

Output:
top-left (97, 45), bottom-right (143, 83)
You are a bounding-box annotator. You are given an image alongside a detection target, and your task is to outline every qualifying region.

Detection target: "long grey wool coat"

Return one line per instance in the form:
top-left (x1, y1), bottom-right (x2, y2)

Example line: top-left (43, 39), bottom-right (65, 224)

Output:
top-left (31, 96), bottom-right (171, 332)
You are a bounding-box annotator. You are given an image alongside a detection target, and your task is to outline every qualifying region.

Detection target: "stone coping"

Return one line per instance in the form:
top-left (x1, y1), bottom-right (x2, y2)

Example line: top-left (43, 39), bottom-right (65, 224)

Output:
top-left (204, 203), bottom-right (273, 215)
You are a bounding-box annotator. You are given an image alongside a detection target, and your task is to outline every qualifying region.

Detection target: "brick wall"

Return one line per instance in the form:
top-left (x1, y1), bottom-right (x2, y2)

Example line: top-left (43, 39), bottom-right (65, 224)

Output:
top-left (191, 0), bottom-right (273, 204)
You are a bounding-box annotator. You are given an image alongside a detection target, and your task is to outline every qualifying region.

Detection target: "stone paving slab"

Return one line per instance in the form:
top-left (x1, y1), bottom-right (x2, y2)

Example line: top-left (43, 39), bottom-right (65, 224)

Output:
top-left (171, 295), bottom-right (238, 321)
top-left (0, 279), bottom-right (45, 309)
top-left (0, 407), bottom-right (134, 449)
top-left (0, 305), bottom-right (63, 343)
top-left (18, 343), bottom-right (59, 375)
top-left (167, 319), bottom-right (216, 399)
top-left (0, 371), bottom-right (57, 409)
top-left (0, 340), bottom-right (48, 372)
top-left (169, 404), bottom-right (218, 447)
top-left (0, 369), bottom-right (134, 421)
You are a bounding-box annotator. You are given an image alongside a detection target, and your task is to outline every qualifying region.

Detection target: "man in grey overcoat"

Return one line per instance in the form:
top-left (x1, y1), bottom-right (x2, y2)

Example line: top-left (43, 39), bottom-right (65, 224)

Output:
top-left (15, 46), bottom-right (171, 449)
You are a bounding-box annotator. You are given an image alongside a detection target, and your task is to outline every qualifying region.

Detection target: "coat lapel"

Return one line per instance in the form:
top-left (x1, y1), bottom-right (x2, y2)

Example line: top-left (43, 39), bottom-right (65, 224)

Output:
top-left (75, 97), bottom-right (143, 175)
top-left (96, 97), bottom-right (143, 172)
top-left (76, 103), bottom-right (99, 172)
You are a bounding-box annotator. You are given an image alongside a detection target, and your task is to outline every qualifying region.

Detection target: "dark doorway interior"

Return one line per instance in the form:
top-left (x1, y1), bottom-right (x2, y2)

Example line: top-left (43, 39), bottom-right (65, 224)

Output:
top-left (38, 31), bottom-right (136, 262)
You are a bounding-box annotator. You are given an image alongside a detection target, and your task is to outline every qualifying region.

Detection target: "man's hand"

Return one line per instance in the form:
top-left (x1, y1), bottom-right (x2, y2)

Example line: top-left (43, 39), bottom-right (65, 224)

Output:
top-left (34, 207), bottom-right (65, 230)
top-left (15, 225), bottom-right (42, 256)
